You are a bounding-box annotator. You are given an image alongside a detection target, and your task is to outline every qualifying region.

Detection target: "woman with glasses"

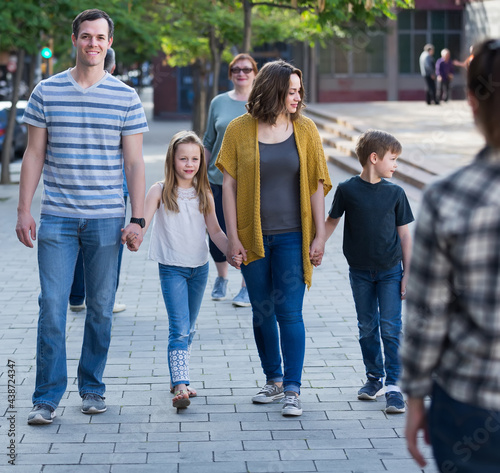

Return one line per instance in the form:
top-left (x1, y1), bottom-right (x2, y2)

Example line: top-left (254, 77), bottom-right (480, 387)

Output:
top-left (203, 53), bottom-right (258, 306)
top-left (216, 60), bottom-right (332, 416)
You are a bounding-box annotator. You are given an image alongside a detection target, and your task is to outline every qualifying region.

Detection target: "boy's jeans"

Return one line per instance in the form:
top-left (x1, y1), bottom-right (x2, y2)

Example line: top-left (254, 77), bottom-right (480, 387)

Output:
top-left (158, 262), bottom-right (209, 388)
top-left (349, 263), bottom-right (403, 386)
top-left (241, 232), bottom-right (306, 395)
top-left (35, 215), bottom-right (122, 409)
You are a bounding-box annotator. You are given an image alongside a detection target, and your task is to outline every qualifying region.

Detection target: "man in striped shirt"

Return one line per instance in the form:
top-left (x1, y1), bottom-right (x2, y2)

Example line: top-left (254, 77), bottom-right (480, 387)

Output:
top-left (16, 9), bottom-right (149, 425)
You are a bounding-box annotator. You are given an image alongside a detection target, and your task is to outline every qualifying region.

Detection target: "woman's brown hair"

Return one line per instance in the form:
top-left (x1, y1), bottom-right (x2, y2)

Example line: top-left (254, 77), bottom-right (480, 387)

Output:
top-left (246, 60), bottom-right (305, 125)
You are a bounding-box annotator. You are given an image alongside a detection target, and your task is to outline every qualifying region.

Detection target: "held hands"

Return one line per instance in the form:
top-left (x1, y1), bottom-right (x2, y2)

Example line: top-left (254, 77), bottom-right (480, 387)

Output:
top-left (309, 236), bottom-right (325, 267)
top-left (227, 238), bottom-right (247, 270)
top-left (122, 223), bottom-right (144, 252)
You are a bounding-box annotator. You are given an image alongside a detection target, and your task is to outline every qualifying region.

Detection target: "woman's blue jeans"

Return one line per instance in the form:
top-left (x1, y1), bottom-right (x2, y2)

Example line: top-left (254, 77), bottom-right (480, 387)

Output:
top-left (35, 215), bottom-right (122, 409)
top-left (159, 262), bottom-right (208, 388)
top-left (430, 382), bottom-right (500, 473)
top-left (241, 232), bottom-right (306, 395)
top-left (348, 263), bottom-right (403, 386)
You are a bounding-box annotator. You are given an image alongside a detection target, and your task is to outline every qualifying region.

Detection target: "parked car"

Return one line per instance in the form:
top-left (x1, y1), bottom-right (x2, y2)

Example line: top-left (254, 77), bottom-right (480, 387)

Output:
top-left (0, 100), bottom-right (28, 162)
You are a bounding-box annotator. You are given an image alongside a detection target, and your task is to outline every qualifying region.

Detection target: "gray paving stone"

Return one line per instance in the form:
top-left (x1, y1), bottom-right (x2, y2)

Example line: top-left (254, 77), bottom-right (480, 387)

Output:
top-left (246, 461), bottom-right (317, 472)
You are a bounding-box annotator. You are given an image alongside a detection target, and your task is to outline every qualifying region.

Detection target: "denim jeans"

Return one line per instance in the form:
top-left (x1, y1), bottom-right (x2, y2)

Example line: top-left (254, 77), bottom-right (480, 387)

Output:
top-left (241, 232), bottom-right (306, 395)
top-left (159, 262), bottom-right (209, 388)
top-left (70, 197), bottom-right (127, 305)
top-left (349, 263), bottom-right (403, 386)
top-left (35, 215), bottom-right (122, 409)
top-left (429, 382), bottom-right (500, 473)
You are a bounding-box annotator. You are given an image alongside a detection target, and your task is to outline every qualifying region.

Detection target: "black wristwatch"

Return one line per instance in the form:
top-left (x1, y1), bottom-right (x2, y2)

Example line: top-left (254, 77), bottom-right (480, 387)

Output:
top-left (130, 217), bottom-right (145, 228)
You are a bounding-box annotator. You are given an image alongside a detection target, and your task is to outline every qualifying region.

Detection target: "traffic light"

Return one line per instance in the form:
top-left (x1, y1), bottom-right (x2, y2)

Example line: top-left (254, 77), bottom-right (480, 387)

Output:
top-left (41, 47), bottom-right (52, 59)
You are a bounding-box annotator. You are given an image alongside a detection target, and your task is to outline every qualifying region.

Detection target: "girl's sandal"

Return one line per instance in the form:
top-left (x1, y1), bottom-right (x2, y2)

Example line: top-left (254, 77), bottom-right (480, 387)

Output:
top-left (170, 386), bottom-right (197, 398)
top-left (172, 390), bottom-right (190, 409)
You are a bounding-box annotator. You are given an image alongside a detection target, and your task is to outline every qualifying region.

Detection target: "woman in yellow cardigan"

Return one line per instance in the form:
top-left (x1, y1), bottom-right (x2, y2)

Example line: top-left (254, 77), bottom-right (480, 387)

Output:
top-left (216, 60), bottom-right (332, 416)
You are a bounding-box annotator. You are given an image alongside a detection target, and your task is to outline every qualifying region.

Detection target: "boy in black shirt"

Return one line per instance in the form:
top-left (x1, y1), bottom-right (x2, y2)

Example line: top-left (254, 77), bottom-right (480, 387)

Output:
top-left (325, 130), bottom-right (414, 413)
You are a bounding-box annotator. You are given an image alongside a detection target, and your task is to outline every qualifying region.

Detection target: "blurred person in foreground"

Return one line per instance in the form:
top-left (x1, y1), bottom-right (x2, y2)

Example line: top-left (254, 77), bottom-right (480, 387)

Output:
top-left (401, 39), bottom-right (500, 472)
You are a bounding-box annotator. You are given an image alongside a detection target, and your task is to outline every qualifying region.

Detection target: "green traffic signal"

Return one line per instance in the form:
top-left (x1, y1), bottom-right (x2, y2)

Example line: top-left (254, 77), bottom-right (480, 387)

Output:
top-left (41, 47), bottom-right (52, 59)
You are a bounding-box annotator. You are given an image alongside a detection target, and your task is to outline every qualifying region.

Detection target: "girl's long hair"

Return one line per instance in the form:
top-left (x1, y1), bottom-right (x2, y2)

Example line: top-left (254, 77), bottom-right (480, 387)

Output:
top-left (162, 131), bottom-right (212, 215)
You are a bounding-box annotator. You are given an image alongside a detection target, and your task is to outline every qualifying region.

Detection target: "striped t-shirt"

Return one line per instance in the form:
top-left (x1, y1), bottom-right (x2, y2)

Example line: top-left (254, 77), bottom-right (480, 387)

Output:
top-left (23, 69), bottom-right (149, 218)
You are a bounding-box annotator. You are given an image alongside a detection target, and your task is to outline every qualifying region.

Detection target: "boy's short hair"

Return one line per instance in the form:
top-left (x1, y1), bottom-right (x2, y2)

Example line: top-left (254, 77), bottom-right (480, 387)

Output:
top-left (355, 130), bottom-right (402, 167)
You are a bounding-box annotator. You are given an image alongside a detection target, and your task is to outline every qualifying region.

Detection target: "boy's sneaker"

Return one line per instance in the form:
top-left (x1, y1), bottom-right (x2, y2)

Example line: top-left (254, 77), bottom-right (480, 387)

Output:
top-left (281, 392), bottom-right (302, 416)
top-left (27, 404), bottom-right (56, 425)
top-left (81, 393), bottom-right (107, 414)
top-left (252, 382), bottom-right (285, 403)
top-left (232, 287), bottom-right (251, 307)
top-left (211, 277), bottom-right (228, 300)
top-left (357, 377), bottom-right (384, 400)
top-left (385, 391), bottom-right (406, 414)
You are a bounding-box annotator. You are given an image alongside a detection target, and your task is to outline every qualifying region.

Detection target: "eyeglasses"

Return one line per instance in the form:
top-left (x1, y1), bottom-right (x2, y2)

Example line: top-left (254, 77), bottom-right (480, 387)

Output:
top-left (231, 67), bottom-right (253, 75)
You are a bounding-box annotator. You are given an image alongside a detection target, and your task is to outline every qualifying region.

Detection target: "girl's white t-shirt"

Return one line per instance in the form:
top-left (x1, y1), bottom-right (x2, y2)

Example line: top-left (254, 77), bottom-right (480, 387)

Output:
top-left (148, 185), bottom-right (209, 267)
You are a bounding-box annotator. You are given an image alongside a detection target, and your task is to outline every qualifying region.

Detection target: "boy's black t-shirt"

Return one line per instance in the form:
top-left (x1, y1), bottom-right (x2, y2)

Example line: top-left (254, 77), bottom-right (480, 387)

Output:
top-left (329, 176), bottom-right (414, 271)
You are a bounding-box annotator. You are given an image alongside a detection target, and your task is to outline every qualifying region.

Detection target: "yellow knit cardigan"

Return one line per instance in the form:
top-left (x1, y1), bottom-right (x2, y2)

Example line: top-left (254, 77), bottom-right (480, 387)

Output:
top-left (216, 113), bottom-right (332, 288)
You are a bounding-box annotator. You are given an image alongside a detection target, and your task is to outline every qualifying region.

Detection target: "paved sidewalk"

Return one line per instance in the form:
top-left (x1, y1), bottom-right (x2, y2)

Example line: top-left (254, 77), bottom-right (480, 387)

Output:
top-left (0, 94), bottom-right (444, 473)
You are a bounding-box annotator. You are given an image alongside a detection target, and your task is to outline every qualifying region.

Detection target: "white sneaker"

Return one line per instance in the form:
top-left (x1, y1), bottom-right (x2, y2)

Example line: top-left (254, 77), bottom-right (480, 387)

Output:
top-left (113, 303), bottom-right (126, 313)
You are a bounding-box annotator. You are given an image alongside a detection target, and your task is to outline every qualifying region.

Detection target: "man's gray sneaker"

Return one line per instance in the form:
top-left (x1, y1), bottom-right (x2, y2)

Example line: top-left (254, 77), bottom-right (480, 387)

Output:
top-left (232, 287), bottom-right (251, 307)
top-left (81, 393), bottom-right (107, 414)
top-left (357, 377), bottom-right (384, 400)
top-left (211, 276), bottom-right (228, 301)
top-left (27, 404), bottom-right (56, 425)
top-left (252, 382), bottom-right (285, 403)
top-left (281, 392), bottom-right (302, 416)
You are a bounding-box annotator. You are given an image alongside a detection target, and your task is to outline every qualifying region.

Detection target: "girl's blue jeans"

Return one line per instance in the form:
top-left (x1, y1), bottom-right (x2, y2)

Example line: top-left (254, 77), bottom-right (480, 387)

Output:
top-left (158, 262), bottom-right (208, 388)
top-left (241, 232), bottom-right (306, 395)
top-left (348, 263), bottom-right (403, 386)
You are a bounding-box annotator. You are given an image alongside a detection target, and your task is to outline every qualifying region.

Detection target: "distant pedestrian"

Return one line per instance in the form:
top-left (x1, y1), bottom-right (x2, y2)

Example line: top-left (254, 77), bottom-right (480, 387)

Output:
top-left (137, 131), bottom-right (241, 409)
top-left (325, 130), bottom-right (414, 414)
top-left (435, 48), bottom-right (454, 102)
top-left (402, 38), bottom-right (500, 472)
top-left (203, 53), bottom-right (258, 307)
top-left (419, 44), bottom-right (439, 105)
top-left (17, 9), bottom-right (148, 425)
top-left (69, 47), bottom-right (127, 314)
top-left (216, 60), bottom-right (332, 417)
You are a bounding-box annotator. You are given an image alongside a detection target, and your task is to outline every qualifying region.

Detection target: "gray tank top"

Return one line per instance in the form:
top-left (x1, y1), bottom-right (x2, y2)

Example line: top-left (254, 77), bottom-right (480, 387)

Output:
top-left (259, 133), bottom-right (301, 235)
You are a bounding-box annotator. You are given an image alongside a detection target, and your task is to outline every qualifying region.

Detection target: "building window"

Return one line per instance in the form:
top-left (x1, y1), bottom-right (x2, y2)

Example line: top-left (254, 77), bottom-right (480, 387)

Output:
top-left (319, 29), bottom-right (386, 77)
top-left (398, 9), bottom-right (462, 74)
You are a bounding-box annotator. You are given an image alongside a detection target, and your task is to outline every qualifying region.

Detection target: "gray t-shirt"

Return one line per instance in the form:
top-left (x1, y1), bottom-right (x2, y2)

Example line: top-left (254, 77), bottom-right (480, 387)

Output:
top-left (259, 133), bottom-right (301, 234)
top-left (203, 92), bottom-right (247, 185)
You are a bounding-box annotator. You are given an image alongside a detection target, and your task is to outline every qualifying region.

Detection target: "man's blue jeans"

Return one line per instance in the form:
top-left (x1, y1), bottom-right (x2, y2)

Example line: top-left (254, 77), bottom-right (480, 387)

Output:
top-left (241, 232), bottom-right (306, 395)
top-left (159, 262), bottom-right (209, 388)
top-left (35, 215), bottom-right (122, 409)
top-left (349, 263), bottom-right (402, 386)
top-left (430, 382), bottom-right (500, 473)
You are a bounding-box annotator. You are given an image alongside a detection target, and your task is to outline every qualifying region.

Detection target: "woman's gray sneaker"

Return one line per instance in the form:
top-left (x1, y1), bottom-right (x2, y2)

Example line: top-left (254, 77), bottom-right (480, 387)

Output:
top-left (281, 392), bottom-right (302, 416)
top-left (252, 383), bottom-right (285, 403)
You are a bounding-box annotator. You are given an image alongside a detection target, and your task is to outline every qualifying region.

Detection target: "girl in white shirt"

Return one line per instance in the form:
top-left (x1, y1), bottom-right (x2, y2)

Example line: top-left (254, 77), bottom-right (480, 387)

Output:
top-left (134, 131), bottom-right (241, 408)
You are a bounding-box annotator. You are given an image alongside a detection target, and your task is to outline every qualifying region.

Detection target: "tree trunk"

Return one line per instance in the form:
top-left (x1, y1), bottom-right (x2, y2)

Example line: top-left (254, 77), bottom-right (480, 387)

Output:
top-left (209, 27), bottom-right (224, 104)
top-left (191, 59), bottom-right (208, 137)
top-left (242, 0), bottom-right (253, 52)
top-left (1, 49), bottom-right (25, 184)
